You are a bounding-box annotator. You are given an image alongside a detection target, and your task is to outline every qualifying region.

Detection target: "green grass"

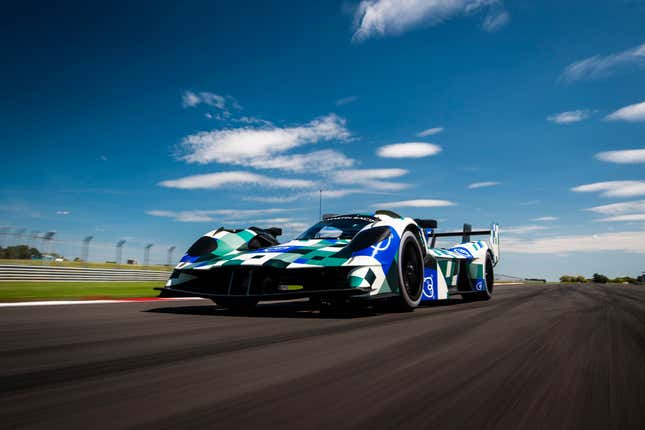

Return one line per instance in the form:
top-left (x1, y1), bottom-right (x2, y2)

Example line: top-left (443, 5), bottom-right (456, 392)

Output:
top-left (0, 259), bottom-right (171, 271)
top-left (0, 281), bottom-right (166, 301)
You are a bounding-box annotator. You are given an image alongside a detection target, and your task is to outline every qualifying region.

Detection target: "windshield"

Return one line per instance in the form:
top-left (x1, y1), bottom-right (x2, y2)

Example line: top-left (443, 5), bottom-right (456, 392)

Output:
top-left (297, 218), bottom-right (372, 240)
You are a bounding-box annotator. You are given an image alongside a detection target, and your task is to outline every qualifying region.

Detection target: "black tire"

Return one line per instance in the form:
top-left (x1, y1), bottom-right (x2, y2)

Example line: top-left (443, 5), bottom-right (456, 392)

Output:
top-left (213, 297), bottom-right (259, 311)
top-left (394, 230), bottom-right (424, 311)
top-left (462, 253), bottom-right (494, 301)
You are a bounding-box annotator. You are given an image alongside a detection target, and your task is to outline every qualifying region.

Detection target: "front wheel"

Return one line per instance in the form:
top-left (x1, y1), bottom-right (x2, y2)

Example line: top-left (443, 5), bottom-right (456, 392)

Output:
top-left (213, 297), bottom-right (259, 311)
top-left (394, 231), bottom-right (424, 311)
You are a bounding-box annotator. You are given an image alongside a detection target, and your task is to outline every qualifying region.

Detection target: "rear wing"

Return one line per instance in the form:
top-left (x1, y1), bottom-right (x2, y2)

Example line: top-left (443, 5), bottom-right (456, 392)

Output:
top-left (425, 223), bottom-right (500, 264)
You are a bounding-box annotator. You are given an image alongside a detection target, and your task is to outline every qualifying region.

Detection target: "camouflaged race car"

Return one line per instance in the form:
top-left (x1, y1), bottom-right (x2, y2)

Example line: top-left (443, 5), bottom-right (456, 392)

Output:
top-left (158, 210), bottom-right (500, 311)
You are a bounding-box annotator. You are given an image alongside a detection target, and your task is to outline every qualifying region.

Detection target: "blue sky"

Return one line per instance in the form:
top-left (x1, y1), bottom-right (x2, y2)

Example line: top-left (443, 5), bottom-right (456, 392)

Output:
top-left (1, 0), bottom-right (644, 279)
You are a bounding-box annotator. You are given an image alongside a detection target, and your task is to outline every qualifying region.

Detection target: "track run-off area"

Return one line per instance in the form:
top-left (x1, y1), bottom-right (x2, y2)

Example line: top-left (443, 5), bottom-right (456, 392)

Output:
top-left (1, 283), bottom-right (644, 429)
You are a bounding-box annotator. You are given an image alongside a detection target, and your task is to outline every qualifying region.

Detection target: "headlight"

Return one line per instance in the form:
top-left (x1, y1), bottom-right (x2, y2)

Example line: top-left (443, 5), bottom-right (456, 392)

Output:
top-left (348, 226), bottom-right (391, 251)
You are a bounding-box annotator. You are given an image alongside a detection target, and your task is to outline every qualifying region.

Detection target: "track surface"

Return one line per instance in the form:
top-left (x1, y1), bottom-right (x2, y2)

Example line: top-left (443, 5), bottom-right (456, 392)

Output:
top-left (1, 283), bottom-right (644, 429)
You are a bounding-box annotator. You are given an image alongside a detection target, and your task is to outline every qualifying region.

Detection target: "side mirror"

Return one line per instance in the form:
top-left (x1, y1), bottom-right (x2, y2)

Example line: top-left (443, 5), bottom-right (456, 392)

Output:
top-left (415, 219), bottom-right (438, 229)
top-left (265, 227), bottom-right (282, 237)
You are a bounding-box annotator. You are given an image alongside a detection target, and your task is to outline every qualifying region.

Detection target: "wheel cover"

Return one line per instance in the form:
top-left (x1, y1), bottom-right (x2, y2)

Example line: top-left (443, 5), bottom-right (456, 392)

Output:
top-left (402, 241), bottom-right (422, 300)
top-left (485, 256), bottom-right (494, 294)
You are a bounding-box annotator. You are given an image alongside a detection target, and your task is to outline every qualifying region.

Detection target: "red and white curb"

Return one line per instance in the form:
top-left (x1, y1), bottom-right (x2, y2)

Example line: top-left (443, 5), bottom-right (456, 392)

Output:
top-left (0, 297), bottom-right (206, 308)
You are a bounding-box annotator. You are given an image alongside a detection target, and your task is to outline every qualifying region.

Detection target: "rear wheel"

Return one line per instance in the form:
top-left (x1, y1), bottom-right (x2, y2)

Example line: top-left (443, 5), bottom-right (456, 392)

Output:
top-left (394, 231), bottom-right (424, 311)
top-left (462, 253), bottom-right (494, 301)
top-left (213, 297), bottom-right (259, 311)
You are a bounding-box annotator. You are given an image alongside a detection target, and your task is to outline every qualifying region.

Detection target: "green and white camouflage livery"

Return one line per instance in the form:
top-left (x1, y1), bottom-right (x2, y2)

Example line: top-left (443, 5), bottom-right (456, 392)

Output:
top-left (160, 211), bottom-right (500, 310)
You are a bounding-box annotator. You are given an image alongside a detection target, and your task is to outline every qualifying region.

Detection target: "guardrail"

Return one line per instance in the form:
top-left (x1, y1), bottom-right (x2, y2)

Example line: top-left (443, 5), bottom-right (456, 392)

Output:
top-left (0, 265), bottom-right (171, 282)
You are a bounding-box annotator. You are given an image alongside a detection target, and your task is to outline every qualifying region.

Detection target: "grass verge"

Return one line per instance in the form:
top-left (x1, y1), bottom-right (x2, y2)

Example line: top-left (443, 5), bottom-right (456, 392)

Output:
top-left (0, 281), bottom-right (165, 301)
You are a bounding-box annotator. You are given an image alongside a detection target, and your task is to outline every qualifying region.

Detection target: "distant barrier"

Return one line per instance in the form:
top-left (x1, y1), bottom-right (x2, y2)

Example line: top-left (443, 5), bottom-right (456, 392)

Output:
top-left (0, 265), bottom-right (170, 282)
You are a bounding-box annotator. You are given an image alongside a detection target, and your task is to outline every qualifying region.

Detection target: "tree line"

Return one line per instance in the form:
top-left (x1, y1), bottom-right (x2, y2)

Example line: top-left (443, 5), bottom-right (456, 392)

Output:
top-left (560, 273), bottom-right (641, 284)
top-left (0, 245), bottom-right (42, 260)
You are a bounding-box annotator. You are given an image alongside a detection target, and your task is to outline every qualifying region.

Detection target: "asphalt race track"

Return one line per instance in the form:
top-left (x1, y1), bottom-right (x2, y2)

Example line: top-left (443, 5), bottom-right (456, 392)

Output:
top-left (1, 283), bottom-right (644, 429)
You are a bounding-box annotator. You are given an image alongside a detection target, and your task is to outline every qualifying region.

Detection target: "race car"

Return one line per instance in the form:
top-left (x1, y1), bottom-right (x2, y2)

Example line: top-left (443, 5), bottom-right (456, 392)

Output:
top-left (158, 211), bottom-right (500, 311)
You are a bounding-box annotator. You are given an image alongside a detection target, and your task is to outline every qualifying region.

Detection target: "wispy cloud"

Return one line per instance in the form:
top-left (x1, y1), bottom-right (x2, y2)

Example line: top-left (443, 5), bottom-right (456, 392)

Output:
top-left (182, 90), bottom-right (240, 111)
top-left (159, 171), bottom-right (314, 190)
top-left (147, 208), bottom-right (290, 223)
top-left (416, 127), bottom-right (444, 137)
top-left (179, 114), bottom-right (352, 172)
top-left (332, 168), bottom-right (409, 191)
top-left (247, 149), bottom-right (355, 173)
top-left (467, 181), bottom-right (500, 189)
top-left (531, 216), bottom-right (558, 222)
top-left (595, 148), bottom-right (645, 164)
top-left (503, 225), bottom-right (547, 234)
top-left (586, 200), bottom-right (645, 215)
top-left (571, 181), bottom-right (645, 198)
top-left (561, 43), bottom-right (645, 82)
top-left (371, 199), bottom-right (455, 208)
top-left (376, 142), bottom-right (441, 158)
top-left (351, 0), bottom-right (507, 42)
top-left (482, 9), bottom-right (509, 32)
top-left (605, 101), bottom-right (645, 122)
top-left (56, 210), bottom-right (70, 215)
top-left (505, 231), bottom-right (645, 254)
top-left (335, 96), bottom-right (358, 106)
top-left (243, 188), bottom-right (365, 203)
top-left (547, 110), bottom-right (591, 124)
top-left (596, 214), bottom-right (645, 222)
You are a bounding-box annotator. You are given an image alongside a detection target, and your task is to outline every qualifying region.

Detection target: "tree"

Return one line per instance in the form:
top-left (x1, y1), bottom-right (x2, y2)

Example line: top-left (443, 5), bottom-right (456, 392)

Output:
top-left (592, 273), bottom-right (609, 284)
top-left (0, 245), bottom-right (42, 259)
top-left (560, 275), bottom-right (587, 283)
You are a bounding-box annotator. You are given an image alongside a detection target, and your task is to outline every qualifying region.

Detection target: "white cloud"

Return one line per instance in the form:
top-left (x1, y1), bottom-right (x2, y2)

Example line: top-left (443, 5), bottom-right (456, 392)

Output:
top-left (233, 116), bottom-right (273, 126)
top-left (372, 199), bottom-right (455, 208)
top-left (243, 188), bottom-right (366, 203)
top-left (596, 214), bottom-right (645, 222)
top-left (158, 171), bottom-right (314, 190)
top-left (179, 114), bottom-right (351, 172)
top-left (561, 43), bottom-right (645, 82)
top-left (547, 110), bottom-right (591, 124)
top-left (531, 216), bottom-right (558, 222)
top-left (182, 91), bottom-right (239, 111)
top-left (352, 0), bottom-right (506, 42)
top-left (243, 195), bottom-right (301, 203)
top-left (586, 200), bottom-right (645, 215)
top-left (248, 149), bottom-right (355, 173)
top-left (571, 181), bottom-right (645, 198)
top-left (147, 208), bottom-right (290, 223)
top-left (482, 9), bottom-right (509, 32)
top-left (467, 181), bottom-right (500, 189)
top-left (595, 149), bottom-right (645, 164)
top-left (417, 127), bottom-right (444, 137)
top-left (147, 210), bottom-right (215, 223)
top-left (502, 225), bottom-right (546, 234)
top-left (336, 96), bottom-right (358, 106)
top-left (376, 142), bottom-right (442, 158)
top-left (504, 231), bottom-right (645, 254)
top-left (332, 168), bottom-right (410, 191)
top-left (605, 101), bottom-right (645, 122)
top-left (56, 210), bottom-right (70, 215)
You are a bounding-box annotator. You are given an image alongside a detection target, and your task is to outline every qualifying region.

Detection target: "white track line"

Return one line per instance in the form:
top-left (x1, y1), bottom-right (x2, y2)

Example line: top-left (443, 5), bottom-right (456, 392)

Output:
top-left (0, 297), bottom-right (205, 308)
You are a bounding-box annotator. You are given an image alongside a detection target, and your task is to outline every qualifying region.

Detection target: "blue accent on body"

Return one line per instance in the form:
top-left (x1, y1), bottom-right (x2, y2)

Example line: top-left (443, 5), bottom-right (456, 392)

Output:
top-left (475, 278), bottom-right (486, 292)
top-left (180, 254), bottom-right (198, 263)
top-left (253, 245), bottom-right (299, 253)
top-left (448, 246), bottom-right (474, 259)
top-left (350, 227), bottom-right (399, 275)
top-left (421, 267), bottom-right (438, 301)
